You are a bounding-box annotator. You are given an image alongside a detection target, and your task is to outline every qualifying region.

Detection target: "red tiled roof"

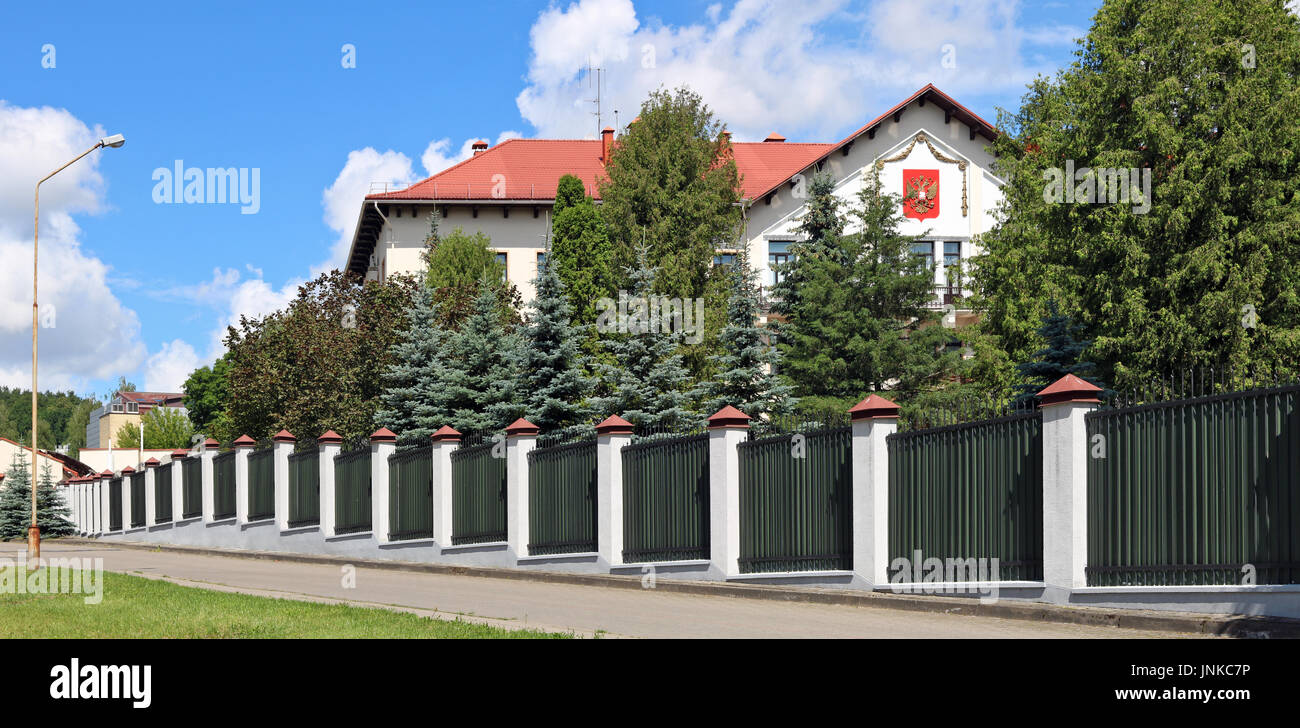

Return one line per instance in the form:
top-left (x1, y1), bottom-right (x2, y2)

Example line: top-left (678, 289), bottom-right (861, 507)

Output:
top-left (365, 138), bottom-right (832, 203)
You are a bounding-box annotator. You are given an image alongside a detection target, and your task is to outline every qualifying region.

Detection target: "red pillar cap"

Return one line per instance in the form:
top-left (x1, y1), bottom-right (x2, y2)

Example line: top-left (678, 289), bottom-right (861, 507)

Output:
top-left (233, 435), bottom-right (256, 448)
top-left (171, 449), bottom-right (189, 459)
top-left (595, 415), bottom-right (634, 435)
top-left (203, 437), bottom-right (220, 448)
top-left (317, 430), bottom-right (343, 444)
top-left (1037, 374), bottom-right (1102, 406)
top-left (707, 406), bottom-right (751, 429)
top-left (505, 418), bottom-right (540, 436)
top-left (272, 429), bottom-right (296, 443)
top-left (100, 470), bottom-right (114, 477)
top-left (848, 394), bottom-right (900, 421)
top-left (370, 427), bottom-right (397, 443)
top-left (144, 457), bottom-right (160, 468)
top-left (121, 466), bottom-right (135, 474)
top-left (431, 425), bottom-right (462, 442)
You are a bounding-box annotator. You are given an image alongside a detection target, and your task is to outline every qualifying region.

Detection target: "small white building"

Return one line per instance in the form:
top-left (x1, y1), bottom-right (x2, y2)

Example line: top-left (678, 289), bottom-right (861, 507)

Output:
top-left (346, 84), bottom-right (1002, 312)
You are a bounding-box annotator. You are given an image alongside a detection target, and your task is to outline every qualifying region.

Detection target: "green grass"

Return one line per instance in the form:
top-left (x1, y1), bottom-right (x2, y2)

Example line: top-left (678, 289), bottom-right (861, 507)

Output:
top-left (0, 568), bottom-right (568, 638)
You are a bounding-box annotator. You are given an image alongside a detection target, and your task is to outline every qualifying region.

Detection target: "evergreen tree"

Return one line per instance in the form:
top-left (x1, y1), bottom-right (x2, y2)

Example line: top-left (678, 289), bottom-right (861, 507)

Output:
top-left (592, 245), bottom-right (698, 429)
top-left (973, 0), bottom-right (1300, 389)
top-left (424, 227), bottom-right (520, 328)
top-left (1013, 300), bottom-right (1106, 403)
top-left (440, 279), bottom-right (524, 433)
top-left (697, 248), bottom-right (794, 423)
top-left (518, 251), bottom-right (594, 438)
top-left (374, 284), bottom-right (455, 446)
top-left (0, 456), bottom-right (73, 541)
top-left (551, 174), bottom-right (615, 359)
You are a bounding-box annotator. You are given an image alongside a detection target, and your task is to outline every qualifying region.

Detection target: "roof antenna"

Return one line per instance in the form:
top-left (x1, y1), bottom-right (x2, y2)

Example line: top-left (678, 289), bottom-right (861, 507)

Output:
top-left (586, 60), bottom-right (604, 137)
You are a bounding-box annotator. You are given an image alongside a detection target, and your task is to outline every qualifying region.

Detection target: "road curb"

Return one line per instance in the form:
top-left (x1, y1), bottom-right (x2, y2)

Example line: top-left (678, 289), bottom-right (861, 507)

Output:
top-left (61, 538), bottom-right (1300, 638)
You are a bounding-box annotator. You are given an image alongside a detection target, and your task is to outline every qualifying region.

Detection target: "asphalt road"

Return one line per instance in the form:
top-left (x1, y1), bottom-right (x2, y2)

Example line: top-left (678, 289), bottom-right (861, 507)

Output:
top-left (28, 541), bottom-right (1195, 638)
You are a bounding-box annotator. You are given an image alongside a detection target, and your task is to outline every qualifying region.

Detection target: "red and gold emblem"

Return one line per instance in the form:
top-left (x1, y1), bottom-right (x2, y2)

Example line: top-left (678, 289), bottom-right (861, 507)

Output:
top-left (902, 169), bottom-right (940, 220)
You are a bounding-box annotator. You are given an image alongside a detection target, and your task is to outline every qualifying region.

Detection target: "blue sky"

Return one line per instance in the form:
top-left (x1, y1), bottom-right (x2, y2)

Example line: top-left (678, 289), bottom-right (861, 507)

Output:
top-left (0, 0), bottom-right (1098, 404)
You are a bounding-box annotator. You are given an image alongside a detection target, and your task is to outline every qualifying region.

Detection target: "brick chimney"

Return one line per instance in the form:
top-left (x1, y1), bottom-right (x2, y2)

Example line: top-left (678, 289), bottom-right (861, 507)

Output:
top-left (600, 126), bottom-right (615, 164)
top-left (471, 140), bottom-right (489, 155)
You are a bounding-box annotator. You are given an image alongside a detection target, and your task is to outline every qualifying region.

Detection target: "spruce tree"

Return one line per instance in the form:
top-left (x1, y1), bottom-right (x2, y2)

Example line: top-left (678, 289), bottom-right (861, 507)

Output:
top-left (0, 456), bottom-right (73, 541)
top-left (551, 174), bottom-right (615, 359)
top-left (592, 245), bottom-right (698, 430)
top-left (519, 250), bottom-right (594, 438)
top-left (374, 284), bottom-right (455, 446)
top-left (440, 279), bottom-right (524, 433)
top-left (698, 248), bottom-right (794, 423)
top-left (1014, 300), bottom-right (1106, 402)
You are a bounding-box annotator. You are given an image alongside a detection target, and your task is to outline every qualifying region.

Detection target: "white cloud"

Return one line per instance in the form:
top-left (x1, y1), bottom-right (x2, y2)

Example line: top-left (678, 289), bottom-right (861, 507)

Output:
top-left (0, 101), bottom-right (145, 393)
top-left (516, 0), bottom-right (1076, 141)
top-left (421, 130), bottom-right (524, 177)
top-left (319, 147), bottom-right (417, 272)
top-left (156, 266), bottom-right (302, 364)
top-left (143, 339), bottom-right (202, 392)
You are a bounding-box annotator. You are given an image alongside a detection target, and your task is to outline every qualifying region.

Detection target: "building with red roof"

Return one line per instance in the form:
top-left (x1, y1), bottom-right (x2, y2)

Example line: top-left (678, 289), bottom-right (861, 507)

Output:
top-left (347, 84), bottom-right (1000, 313)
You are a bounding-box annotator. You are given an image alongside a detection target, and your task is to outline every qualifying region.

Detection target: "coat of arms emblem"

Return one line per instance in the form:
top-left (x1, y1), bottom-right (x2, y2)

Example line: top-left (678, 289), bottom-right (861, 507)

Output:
top-left (903, 169), bottom-right (940, 220)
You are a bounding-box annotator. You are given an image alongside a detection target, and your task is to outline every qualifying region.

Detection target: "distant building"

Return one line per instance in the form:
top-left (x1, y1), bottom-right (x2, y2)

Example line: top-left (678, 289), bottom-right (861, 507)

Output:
top-left (85, 391), bottom-right (188, 450)
top-left (0, 436), bottom-right (93, 481)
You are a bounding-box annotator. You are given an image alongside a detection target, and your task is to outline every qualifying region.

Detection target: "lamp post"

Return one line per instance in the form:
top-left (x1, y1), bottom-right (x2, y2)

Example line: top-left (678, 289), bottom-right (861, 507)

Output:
top-left (29, 133), bottom-right (125, 562)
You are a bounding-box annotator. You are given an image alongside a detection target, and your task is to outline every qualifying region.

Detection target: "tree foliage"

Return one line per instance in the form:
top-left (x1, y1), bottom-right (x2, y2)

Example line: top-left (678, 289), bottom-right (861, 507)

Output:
top-left (550, 174), bottom-right (615, 358)
top-left (0, 456), bottom-right (73, 540)
top-left (113, 406), bottom-right (195, 450)
top-left (424, 226), bottom-right (520, 329)
top-left (182, 353), bottom-right (231, 440)
top-left (973, 0), bottom-right (1300, 389)
top-left (517, 254), bottom-right (594, 437)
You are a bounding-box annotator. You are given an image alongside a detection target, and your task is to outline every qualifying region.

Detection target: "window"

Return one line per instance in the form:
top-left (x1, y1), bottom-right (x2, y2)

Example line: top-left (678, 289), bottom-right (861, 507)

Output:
top-left (910, 241), bottom-right (934, 269)
top-left (768, 241), bottom-right (793, 286)
top-left (536, 251), bottom-right (547, 271)
top-left (943, 241), bottom-right (960, 270)
top-left (713, 252), bottom-right (737, 268)
top-left (494, 252), bottom-right (508, 282)
top-left (125, 402), bottom-right (138, 414)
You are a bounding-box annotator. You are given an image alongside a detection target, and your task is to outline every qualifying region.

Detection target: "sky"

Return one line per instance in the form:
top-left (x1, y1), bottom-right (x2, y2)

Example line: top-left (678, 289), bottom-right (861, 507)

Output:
top-left (0, 0), bottom-right (1099, 402)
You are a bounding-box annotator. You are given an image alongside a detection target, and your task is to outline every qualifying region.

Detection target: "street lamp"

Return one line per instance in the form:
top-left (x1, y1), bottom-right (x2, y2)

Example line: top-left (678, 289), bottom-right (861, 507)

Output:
top-left (29, 134), bottom-right (125, 562)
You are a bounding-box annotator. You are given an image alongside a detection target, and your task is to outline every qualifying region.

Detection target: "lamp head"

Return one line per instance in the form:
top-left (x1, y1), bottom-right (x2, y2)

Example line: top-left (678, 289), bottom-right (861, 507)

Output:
top-left (100, 134), bottom-right (125, 149)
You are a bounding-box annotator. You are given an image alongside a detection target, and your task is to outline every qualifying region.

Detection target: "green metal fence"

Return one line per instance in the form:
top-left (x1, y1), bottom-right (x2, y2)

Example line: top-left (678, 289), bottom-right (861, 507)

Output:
top-left (450, 439), bottom-right (507, 545)
top-left (334, 446), bottom-right (372, 535)
top-left (1086, 385), bottom-right (1300, 586)
top-left (888, 411), bottom-right (1043, 581)
top-left (389, 446), bottom-right (433, 541)
top-left (737, 426), bottom-right (853, 573)
top-left (288, 448), bottom-right (320, 527)
top-left (109, 477), bottom-right (123, 531)
top-left (622, 433), bottom-right (710, 562)
top-left (154, 465), bottom-right (172, 523)
top-left (248, 448), bottom-right (275, 521)
top-left (129, 472), bottom-right (146, 528)
top-left (528, 439), bottom-right (598, 556)
top-left (213, 451), bottom-right (236, 520)
top-left (181, 457), bottom-right (202, 519)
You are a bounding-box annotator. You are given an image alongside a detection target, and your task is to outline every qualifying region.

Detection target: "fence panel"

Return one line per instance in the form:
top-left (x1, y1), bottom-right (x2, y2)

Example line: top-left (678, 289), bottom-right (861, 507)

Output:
top-left (450, 440), bottom-right (507, 545)
top-left (888, 412), bottom-right (1043, 582)
top-left (389, 447), bottom-right (432, 541)
top-left (129, 472), bottom-right (146, 529)
top-left (528, 439), bottom-right (598, 556)
top-left (248, 448), bottom-right (275, 521)
top-left (737, 426), bottom-right (853, 573)
top-left (154, 466), bottom-right (172, 523)
top-left (621, 433), bottom-right (710, 562)
top-left (109, 477), bottom-right (122, 531)
top-left (288, 448), bottom-right (320, 527)
top-left (333, 447), bottom-right (372, 535)
top-left (182, 457), bottom-right (202, 519)
top-left (1087, 385), bottom-right (1300, 586)
top-left (213, 451), bottom-right (236, 520)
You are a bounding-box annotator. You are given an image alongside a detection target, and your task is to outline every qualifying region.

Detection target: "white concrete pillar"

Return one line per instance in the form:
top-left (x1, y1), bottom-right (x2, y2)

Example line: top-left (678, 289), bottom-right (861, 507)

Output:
top-left (121, 466), bottom-right (135, 530)
top-left (233, 435), bottom-right (255, 524)
top-left (272, 430), bottom-right (295, 531)
top-left (169, 450), bottom-right (185, 522)
top-left (707, 406), bottom-right (751, 579)
top-left (430, 426), bottom-right (462, 547)
top-left (201, 438), bottom-right (218, 523)
top-left (144, 458), bottom-right (160, 527)
top-left (318, 430), bottom-right (343, 537)
top-left (370, 428), bottom-right (397, 543)
top-left (505, 418), bottom-right (539, 559)
top-left (595, 415), bottom-right (634, 568)
top-left (1039, 374), bottom-right (1102, 597)
top-left (849, 395), bottom-right (900, 586)
top-left (98, 472), bottom-right (111, 534)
